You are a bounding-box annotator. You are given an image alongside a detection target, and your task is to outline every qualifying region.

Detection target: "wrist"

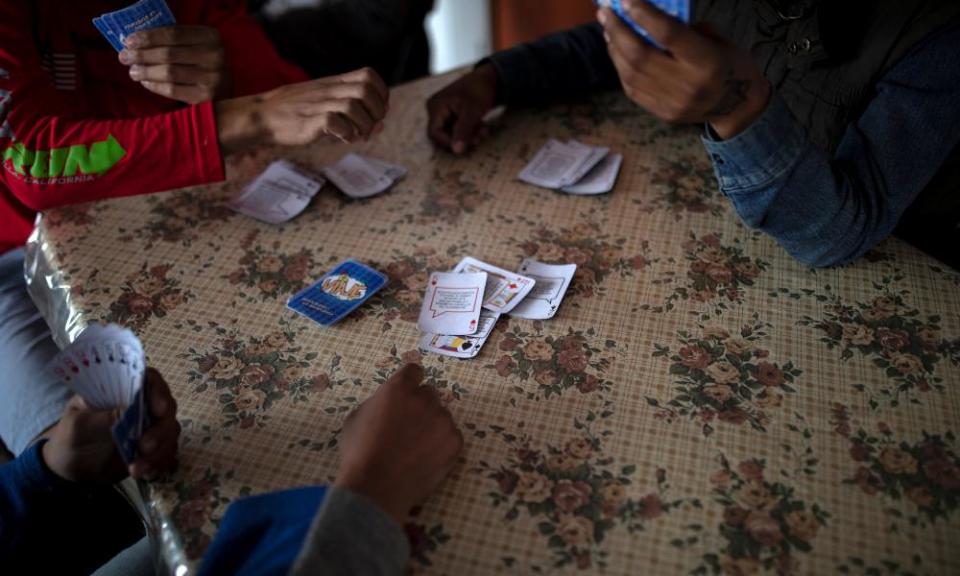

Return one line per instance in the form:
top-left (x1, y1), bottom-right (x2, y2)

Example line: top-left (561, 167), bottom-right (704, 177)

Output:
top-left (709, 77), bottom-right (771, 140)
top-left (473, 62), bottom-right (501, 108)
top-left (39, 438), bottom-right (72, 483)
top-left (334, 474), bottom-right (406, 526)
top-left (215, 94), bottom-right (266, 156)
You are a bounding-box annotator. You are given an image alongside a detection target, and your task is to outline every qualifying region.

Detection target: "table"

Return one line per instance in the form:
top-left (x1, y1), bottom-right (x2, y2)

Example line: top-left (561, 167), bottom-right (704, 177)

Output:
top-left (27, 72), bottom-right (960, 575)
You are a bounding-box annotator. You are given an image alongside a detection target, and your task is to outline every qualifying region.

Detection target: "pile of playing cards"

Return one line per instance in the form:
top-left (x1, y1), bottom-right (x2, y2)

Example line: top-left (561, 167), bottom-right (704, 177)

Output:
top-left (93, 0), bottom-right (176, 52)
top-left (322, 153), bottom-right (408, 199)
top-left (518, 139), bottom-right (623, 195)
top-left (417, 257), bottom-right (577, 358)
top-left (49, 324), bottom-right (151, 464)
top-left (229, 160), bottom-right (325, 224)
top-left (288, 260), bottom-right (389, 326)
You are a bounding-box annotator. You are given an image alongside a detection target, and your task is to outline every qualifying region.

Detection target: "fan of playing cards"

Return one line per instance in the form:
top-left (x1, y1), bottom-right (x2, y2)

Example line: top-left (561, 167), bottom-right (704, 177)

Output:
top-left (416, 257), bottom-right (578, 359)
top-left (49, 324), bottom-right (151, 464)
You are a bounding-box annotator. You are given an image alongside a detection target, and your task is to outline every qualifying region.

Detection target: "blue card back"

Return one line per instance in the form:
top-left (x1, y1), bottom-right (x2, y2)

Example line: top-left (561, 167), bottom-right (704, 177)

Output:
top-left (96, 0), bottom-right (177, 51)
top-left (93, 17), bottom-right (125, 51)
top-left (287, 260), bottom-right (388, 326)
top-left (111, 385), bottom-right (153, 464)
top-left (596, 0), bottom-right (691, 48)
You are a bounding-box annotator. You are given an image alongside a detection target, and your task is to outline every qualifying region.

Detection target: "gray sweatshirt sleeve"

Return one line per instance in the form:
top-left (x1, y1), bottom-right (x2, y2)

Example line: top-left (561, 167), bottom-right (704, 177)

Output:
top-left (486, 22), bottom-right (621, 107)
top-left (289, 486), bottom-right (410, 576)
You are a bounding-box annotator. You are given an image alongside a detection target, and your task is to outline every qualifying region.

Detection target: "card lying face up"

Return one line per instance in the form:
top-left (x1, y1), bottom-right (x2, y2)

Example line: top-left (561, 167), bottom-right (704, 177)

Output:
top-left (417, 271), bottom-right (487, 335)
top-left (323, 153), bottom-right (407, 199)
top-left (420, 310), bottom-right (500, 359)
top-left (509, 259), bottom-right (578, 320)
top-left (452, 257), bottom-right (536, 314)
top-left (229, 160), bottom-right (325, 224)
top-left (288, 260), bottom-right (388, 326)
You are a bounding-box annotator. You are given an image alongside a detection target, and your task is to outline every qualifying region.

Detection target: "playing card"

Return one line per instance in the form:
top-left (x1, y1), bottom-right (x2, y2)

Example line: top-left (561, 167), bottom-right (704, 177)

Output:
top-left (51, 324), bottom-right (145, 410)
top-left (229, 160), bottom-right (325, 224)
top-left (287, 260), bottom-right (388, 326)
top-left (417, 271), bottom-right (487, 335)
top-left (561, 153), bottom-right (623, 195)
top-left (111, 385), bottom-right (153, 464)
top-left (420, 310), bottom-right (499, 359)
top-left (518, 139), bottom-right (595, 190)
top-left (509, 260), bottom-right (578, 320)
top-left (563, 141), bottom-right (610, 186)
top-left (92, 17), bottom-right (125, 51)
top-left (595, 0), bottom-right (690, 48)
top-left (452, 257), bottom-right (537, 314)
top-left (99, 0), bottom-right (177, 50)
top-left (322, 153), bottom-right (405, 199)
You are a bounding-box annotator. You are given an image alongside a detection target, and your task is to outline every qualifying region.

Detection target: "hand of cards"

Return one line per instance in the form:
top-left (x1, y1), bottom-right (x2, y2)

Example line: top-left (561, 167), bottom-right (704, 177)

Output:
top-left (519, 139), bottom-right (623, 195)
top-left (595, 0), bottom-right (691, 49)
top-left (93, 0), bottom-right (176, 52)
top-left (49, 324), bottom-right (151, 464)
top-left (417, 257), bottom-right (577, 359)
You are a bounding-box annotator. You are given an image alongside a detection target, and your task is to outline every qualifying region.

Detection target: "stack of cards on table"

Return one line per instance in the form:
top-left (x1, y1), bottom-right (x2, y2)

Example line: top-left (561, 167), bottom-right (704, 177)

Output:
top-left (518, 139), bottom-right (623, 195)
top-left (323, 153), bottom-right (408, 199)
top-left (93, 0), bottom-right (176, 52)
top-left (229, 160), bottom-right (326, 224)
top-left (594, 0), bottom-right (691, 49)
top-left (48, 324), bottom-right (151, 464)
top-left (288, 260), bottom-right (388, 326)
top-left (417, 257), bottom-right (577, 358)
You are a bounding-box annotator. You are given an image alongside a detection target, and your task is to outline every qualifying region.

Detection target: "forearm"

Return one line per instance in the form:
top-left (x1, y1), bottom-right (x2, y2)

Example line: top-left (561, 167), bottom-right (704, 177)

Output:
top-left (487, 23), bottom-right (620, 107)
top-left (289, 485), bottom-right (409, 576)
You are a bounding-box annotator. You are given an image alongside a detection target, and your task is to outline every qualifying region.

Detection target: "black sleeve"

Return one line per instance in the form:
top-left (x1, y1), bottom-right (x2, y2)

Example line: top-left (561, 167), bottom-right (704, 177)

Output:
top-left (486, 23), bottom-right (621, 107)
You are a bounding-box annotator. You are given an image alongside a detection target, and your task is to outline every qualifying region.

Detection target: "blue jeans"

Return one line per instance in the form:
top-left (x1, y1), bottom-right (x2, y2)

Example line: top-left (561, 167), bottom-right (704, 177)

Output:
top-left (0, 248), bottom-right (71, 455)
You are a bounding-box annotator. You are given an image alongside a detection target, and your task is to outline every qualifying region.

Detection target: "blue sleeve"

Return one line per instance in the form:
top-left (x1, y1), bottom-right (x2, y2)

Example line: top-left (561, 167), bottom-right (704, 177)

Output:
top-left (700, 23), bottom-right (960, 267)
top-left (0, 441), bottom-right (69, 553)
top-left (487, 23), bottom-right (621, 106)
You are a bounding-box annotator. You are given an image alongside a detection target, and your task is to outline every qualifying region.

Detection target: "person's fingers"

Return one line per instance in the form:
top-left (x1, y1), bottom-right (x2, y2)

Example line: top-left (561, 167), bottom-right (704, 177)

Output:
top-left (145, 368), bottom-right (177, 420)
top-left (427, 99), bottom-right (456, 148)
top-left (621, 0), bottom-right (711, 61)
top-left (382, 363), bottom-right (425, 395)
top-left (320, 67), bottom-right (390, 107)
top-left (129, 64), bottom-right (219, 87)
top-left (299, 99), bottom-right (374, 138)
top-left (302, 82), bottom-right (387, 123)
top-left (310, 112), bottom-right (355, 143)
top-left (450, 105), bottom-right (483, 155)
top-left (125, 26), bottom-right (220, 49)
top-left (120, 46), bottom-right (224, 69)
top-left (601, 6), bottom-right (674, 76)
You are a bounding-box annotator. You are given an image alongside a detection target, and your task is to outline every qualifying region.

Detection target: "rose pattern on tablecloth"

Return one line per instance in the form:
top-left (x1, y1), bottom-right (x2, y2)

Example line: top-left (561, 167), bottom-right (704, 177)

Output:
top-left (163, 467), bottom-right (245, 560)
top-left (100, 262), bottom-right (193, 331)
top-left (649, 316), bottom-right (802, 436)
top-left (405, 507), bottom-right (452, 570)
top-left (845, 426), bottom-right (960, 525)
top-left (694, 457), bottom-right (829, 575)
top-left (180, 323), bottom-right (336, 429)
top-left (477, 406), bottom-right (698, 571)
top-left (645, 232), bottom-right (768, 314)
top-left (224, 231), bottom-right (318, 301)
top-left (418, 167), bottom-right (491, 222)
top-left (487, 325), bottom-right (619, 399)
top-left (800, 278), bottom-right (960, 408)
top-left (516, 222), bottom-right (651, 300)
top-left (127, 190), bottom-right (235, 248)
top-left (639, 154), bottom-right (723, 220)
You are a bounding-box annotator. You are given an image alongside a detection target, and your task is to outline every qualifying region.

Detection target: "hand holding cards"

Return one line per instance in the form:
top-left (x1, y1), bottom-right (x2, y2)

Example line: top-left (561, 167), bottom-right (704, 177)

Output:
top-left (595, 0), bottom-right (691, 48)
top-left (93, 0), bottom-right (176, 52)
top-left (48, 324), bottom-right (152, 464)
top-left (519, 139), bottom-right (622, 195)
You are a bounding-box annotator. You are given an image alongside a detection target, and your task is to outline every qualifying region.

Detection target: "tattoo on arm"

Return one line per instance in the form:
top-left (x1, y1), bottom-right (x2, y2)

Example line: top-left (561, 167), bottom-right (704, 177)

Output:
top-left (706, 76), bottom-right (750, 117)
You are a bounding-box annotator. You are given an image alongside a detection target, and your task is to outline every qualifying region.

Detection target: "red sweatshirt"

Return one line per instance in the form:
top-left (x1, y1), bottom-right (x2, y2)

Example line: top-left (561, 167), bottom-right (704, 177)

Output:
top-left (0, 0), bottom-right (309, 254)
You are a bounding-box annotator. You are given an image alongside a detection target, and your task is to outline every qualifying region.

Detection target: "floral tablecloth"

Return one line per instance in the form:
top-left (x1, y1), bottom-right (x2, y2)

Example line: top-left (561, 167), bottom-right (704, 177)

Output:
top-left (30, 72), bottom-right (960, 575)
